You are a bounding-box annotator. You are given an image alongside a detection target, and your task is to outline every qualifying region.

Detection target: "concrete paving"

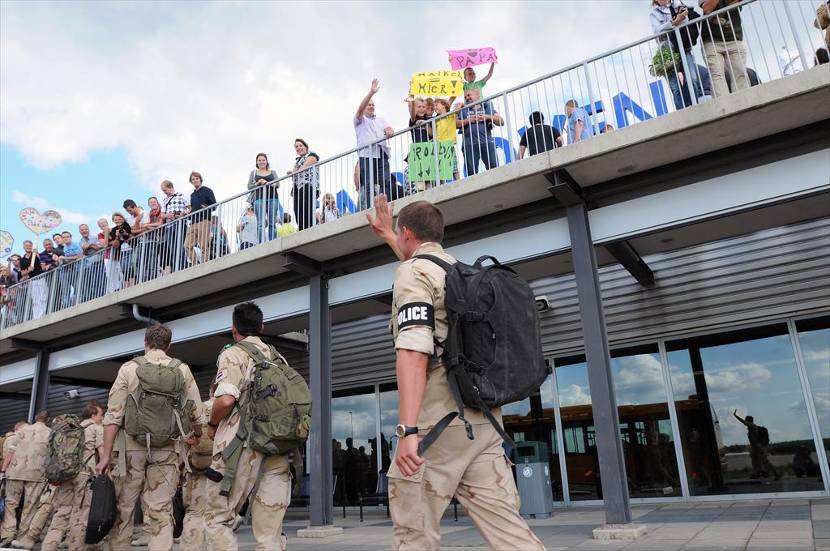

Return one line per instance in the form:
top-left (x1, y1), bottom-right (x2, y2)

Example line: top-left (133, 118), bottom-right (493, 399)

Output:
top-left (220, 497), bottom-right (830, 550)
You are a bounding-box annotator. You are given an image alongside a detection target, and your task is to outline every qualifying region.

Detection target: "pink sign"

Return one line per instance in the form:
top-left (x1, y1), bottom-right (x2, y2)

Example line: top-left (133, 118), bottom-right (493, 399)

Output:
top-left (448, 47), bottom-right (498, 70)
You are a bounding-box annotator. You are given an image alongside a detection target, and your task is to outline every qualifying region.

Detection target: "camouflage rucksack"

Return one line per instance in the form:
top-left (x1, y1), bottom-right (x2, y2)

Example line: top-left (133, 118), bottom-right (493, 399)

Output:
top-left (125, 357), bottom-right (192, 448)
top-left (45, 414), bottom-right (85, 483)
top-left (189, 401), bottom-right (215, 471)
top-left (219, 341), bottom-right (311, 495)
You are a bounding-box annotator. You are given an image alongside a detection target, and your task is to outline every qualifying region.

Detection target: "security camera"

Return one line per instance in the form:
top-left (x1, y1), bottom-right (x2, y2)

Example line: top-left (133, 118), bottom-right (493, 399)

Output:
top-left (64, 389), bottom-right (81, 400)
top-left (535, 295), bottom-right (552, 313)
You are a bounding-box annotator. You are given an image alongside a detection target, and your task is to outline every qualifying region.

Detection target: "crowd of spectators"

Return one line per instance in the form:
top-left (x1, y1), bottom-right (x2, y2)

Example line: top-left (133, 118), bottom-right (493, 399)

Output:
top-left (2, 0), bottom-right (827, 326)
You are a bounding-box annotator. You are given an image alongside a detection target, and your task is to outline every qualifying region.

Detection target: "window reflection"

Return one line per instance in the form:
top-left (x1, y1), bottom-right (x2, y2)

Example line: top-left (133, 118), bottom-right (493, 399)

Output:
top-left (379, 384), bottom-right (398, 474)
top-left (555, 345), bottom-right (681, 500)
top-left (667, 324), bottom-right (824, 495)
top-left (796, 317), bottom-right (830, 476)
top-left (332, 388), bottom-right (377, 505)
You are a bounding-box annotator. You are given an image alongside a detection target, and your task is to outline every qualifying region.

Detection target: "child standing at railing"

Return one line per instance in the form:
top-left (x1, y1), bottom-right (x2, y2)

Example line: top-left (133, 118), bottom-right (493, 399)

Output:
top-left (237, 205), bottom-right (258, 250)
top-left (433, 98), bottom-right (461, 183)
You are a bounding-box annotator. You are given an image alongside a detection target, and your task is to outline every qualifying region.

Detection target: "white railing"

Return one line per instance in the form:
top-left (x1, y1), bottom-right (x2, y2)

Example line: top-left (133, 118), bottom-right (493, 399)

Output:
top-left (1, 0), bottom-right (825, 330)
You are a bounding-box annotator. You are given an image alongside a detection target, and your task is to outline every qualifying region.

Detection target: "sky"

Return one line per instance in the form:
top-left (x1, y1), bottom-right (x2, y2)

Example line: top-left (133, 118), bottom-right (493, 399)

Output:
top-left (1, 0), bottom-right (822, 255)
top-left (0, 0), bottom-right (660, 254)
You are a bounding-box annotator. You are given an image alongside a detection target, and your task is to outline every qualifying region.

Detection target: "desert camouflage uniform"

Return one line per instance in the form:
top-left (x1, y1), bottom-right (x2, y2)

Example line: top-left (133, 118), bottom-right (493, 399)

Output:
top-left (0, 421), bottom-right (50, 541)
top-left (37, 418), bottom-right (104, 550)
top-left (204, 336), bottom-right (292, 551)
top-left (181, 400), bottom-right (214, 550)
top-left (103, 348), bottom-right (204, 551)
top-left (388, 242), bottom-right (545, 551)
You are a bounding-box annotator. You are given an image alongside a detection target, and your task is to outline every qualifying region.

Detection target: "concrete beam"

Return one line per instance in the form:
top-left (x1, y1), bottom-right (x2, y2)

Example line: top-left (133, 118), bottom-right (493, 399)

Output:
top-left (604, 241), bottom-right (655, 288)
top-left (283, 252), bottom-right (323, 277)
top-left (546, 171), bottom-right (584, 207)
top-left (10, 339), bottom-right (44, 352)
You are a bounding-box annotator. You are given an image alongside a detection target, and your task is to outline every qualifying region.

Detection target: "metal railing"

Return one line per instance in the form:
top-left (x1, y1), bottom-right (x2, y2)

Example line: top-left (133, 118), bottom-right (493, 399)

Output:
top-left (1, 0), bottom-right (825, 331)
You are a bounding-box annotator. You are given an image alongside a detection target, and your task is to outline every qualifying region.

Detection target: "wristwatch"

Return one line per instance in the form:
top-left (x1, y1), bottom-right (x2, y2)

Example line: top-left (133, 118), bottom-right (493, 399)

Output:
top-left (395, 424), bottom-right (419, 439)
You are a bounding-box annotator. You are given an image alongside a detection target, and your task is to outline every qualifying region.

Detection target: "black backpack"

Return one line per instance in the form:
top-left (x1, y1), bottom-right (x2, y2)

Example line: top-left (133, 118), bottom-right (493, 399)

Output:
top-left (85, 474), bottom-right (117, 544)
top-left (414, 254), bottom-right (550, 455)
top-left (757, 426), bottom-right (770, 446)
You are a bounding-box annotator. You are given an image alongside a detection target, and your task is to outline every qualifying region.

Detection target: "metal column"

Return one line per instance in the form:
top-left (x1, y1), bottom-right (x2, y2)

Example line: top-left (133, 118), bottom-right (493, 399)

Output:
top-left (28, 348), bottom-right (50, 423)
top-left (550, 173), bottom-right (632, 524)
top-left (309, 273), bottom-right (334, 527)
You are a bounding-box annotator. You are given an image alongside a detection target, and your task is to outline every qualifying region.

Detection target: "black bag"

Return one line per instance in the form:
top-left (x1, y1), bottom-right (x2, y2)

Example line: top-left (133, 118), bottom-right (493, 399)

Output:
top-left (172, 486), bottom-right (185, 539)
top-left (758, 426), bottom-right (770, 446)
top-left (669, 3), bottom-right (701, 52)
top-left (85, 475), bottom-right (117, 545)
top-left (414, 254), bottom-right (550, 455)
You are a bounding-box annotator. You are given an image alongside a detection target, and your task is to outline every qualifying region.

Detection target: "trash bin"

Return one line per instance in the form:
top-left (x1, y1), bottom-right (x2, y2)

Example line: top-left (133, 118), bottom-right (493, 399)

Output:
top-left (514, 441), bottom-right (553, 519)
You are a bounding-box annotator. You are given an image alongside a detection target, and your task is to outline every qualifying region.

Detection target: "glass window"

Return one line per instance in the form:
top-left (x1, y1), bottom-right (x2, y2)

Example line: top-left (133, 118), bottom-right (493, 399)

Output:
top-left (796, 317), bottom-right (830, 476)
top-left (379, 384), bottom-right (399, 474)
top-left (667, 324), bottom-right (824, 496)
top-left (555, 345), bottom-right (681, 500)
top-left (332, 387), bottom-right (378, 504)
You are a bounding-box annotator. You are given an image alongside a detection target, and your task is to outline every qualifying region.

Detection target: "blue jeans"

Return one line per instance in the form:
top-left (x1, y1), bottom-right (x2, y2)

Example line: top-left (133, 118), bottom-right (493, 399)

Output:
top-left (667, 50), bottom-right (704, 110)
top-left (254, 198), bottom-right (281, 242)
top-left (463, 140), bottom-right (498, 176)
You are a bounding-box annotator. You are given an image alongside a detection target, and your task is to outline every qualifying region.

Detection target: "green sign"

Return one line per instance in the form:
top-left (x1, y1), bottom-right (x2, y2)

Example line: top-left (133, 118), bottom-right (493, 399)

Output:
top-left (408, 141), bottom-right (454, 181)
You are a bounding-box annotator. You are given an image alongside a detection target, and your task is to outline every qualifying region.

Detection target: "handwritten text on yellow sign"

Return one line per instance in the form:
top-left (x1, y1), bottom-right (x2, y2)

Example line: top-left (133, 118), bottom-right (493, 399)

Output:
top-left (410, 71), bottom-right (464, 97)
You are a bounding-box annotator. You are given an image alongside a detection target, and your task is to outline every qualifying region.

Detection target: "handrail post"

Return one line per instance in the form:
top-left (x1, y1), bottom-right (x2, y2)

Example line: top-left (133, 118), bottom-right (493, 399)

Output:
top-left (582, 62), bottom-right (599, 136)
top-left (432, 118), bottom-right (440, 187)
top-left (781, 0), bottom-right (808, 74)
top-left (501, 91), bottom-right (515, 165)
top-left (673, 27), bottom-right (699, 106)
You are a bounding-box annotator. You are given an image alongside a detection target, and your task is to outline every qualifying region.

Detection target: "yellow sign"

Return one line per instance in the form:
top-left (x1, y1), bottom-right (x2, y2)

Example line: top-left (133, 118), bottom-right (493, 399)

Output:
top-left (410, 71), bottom-right (464, 97)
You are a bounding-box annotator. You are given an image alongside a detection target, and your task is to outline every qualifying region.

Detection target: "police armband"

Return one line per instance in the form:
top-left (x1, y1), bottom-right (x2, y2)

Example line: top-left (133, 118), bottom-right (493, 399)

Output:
top-left (397, 302), bottom-right (435, 330)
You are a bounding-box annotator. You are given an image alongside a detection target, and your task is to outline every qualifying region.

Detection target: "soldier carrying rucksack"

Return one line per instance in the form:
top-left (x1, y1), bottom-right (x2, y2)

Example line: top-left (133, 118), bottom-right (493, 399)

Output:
top-left (95, 323), bottom-right (206, 550)
top-left (368, 197), bottom-right (547, 551)
top-left (203, 302), bottom-right (310, 551)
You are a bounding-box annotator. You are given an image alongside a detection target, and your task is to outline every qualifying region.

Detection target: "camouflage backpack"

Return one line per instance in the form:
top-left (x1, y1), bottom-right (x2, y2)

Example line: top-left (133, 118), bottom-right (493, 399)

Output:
top-left (125, 357), bottom-right (192, 448)
top-left (219, 341), bottom-right (311, 495)
top-left (45, 414), bottom-right (85, 483)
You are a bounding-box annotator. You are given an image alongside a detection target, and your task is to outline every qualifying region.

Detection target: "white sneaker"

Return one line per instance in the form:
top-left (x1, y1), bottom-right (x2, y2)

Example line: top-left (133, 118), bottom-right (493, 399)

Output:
top-left (232, 515), bottom-right (245, 532)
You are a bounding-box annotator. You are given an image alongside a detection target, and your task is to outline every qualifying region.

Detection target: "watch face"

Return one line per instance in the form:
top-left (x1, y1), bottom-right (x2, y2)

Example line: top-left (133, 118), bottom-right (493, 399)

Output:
top-left (395, 424), bottom-right (405, 438)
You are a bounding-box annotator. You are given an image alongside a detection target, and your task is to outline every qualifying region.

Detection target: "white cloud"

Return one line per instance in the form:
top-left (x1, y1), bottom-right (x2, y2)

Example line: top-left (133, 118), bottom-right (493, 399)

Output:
top-left (11, 190), bottom-right (104, 227)
top-left (0, 1), bottom-right (648, 204)
top-left (613, 353), bottom-right (666, 405)
top-left (559, 383), bottom-right (591, 407)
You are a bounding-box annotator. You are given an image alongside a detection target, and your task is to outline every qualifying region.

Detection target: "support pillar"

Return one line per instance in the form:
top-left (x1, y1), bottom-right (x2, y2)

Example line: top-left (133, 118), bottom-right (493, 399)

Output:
top-left (302, 273), bottom-right (341, 536)
top-left (28, 348), bottom-right (50, 423)
top-left (550, 173), bottom-right (632, 526)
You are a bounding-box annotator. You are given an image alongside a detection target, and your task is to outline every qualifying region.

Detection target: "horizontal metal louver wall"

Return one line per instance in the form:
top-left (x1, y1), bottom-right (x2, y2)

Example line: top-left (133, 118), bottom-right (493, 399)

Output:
top-left (535, 217), bottom-right (830, 356)
top-left (331, 314), bottom-right (396, 389)
top-left (0, 400), bottom-right (30, 435)
top-left (328, 218), bottom-right (830, 389)
top-left (46, 384), bottom-right (110, 420)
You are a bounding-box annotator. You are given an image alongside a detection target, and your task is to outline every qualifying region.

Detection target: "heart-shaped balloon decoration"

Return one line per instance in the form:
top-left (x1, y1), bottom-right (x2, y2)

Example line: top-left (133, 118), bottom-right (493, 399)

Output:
top-left (0, 230), bottom-right (12, 258)
top-left (19, 207), bottom-right (63, 236)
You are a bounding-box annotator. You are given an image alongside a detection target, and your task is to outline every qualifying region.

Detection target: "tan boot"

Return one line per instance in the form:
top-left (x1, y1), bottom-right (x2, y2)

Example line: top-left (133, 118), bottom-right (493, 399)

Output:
top-left (10, 536), bottom-right (35, 550)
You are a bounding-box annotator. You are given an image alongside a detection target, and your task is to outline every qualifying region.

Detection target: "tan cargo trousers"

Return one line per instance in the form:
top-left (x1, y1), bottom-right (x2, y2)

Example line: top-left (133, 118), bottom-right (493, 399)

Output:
top-left (40, 473), bottom-right (99, 551)
top-left (388, 423), bottom-right (546, 551)
top-left (0, 479), bottom-right (47, 541)
top-left (110, 449), bottom-right (179, 551)
top-left (181, 471), bottom-right (208, 550)
top-left (204, 450), bottom-right (291, 551)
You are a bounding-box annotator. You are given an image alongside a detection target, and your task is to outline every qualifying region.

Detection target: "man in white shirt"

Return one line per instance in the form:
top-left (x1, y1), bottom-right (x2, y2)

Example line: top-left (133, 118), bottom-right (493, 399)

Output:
top-left (354, 78), bottom-right (394, 211)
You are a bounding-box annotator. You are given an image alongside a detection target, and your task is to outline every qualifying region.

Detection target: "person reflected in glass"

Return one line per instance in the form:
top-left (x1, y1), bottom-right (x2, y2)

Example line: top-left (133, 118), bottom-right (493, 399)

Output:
top-left (247, 153), bottom-right (279, 243)
top-left (287, 139), bottom-right (320, 231)
top-left (733, 410), bottom-right (780, 480)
